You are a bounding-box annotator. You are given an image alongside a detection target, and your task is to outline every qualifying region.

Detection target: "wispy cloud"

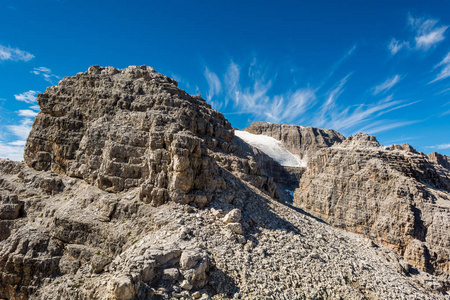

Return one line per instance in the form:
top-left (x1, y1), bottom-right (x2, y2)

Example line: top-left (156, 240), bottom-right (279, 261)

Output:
top-left (8, 140), bottom-right (26, 146)
top-left (388, 38), bottom-right (409, 55)
top-left (203, 56), bottom-right (418, 136)
top-left (313, 74), bottom-right (350, 128)
top-left (7, 118), bottom-right (33, 140)
top-left (31, 67), bottom-right (60, 84)
top-left (426, 143), bottom-right (450, 150)
top-left (0, 142), bottom-right (24, 161)
top-left (0, 44), bottom-right (34, 62)
top-left (209, 59), bottom-right (317, 124)
top-left (17, 109), bottom-right (38, 117)
top-left (389, 15), bottom-right (447, 55)
top-left (327, 95), bottom-right (419, 133)
top-left (14, 90), bottom-right (38, 104)
top-left (373, 75), bottom-right (402, 95)
top-left (359, 120), bottom-right (420, 135)
top-left (204, 67), bottom-right (222, 104)
top-left (265, 89), bottom-right (316, 124)
top-left (409, 15), bottom-right (447, 50)
top-left (224, 61), bottom-right (241, 107)
top-left (430, 52), bottom-right (450, 83)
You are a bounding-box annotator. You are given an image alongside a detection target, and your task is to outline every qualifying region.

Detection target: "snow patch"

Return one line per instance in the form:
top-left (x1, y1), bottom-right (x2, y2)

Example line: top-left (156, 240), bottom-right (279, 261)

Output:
top-left (235, 130), bottom-right (306, 167)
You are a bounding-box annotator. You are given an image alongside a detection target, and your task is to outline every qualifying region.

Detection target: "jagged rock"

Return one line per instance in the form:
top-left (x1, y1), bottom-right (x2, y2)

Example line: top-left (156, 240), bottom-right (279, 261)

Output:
top-left (243, 121), bottom-right (344, 160)
top-left (241, 122), bottom-right (343, 201)
top-left (24, 65), bottom-right (277, 207)
top-left (429, 152), bottom-right (450, 171)
top-left (222, 208), bottom-right (241, 224)
top-left (294, 132), bottom-right (450, 282)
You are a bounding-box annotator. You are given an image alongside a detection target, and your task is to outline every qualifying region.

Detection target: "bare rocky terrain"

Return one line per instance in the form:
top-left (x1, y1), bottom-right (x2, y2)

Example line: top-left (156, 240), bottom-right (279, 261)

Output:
top-left (1, 65), bottom-right (449, 299)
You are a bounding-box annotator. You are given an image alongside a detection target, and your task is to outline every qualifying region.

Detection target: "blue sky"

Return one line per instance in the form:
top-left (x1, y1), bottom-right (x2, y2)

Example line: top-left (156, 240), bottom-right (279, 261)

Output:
top-left (1, 0), bottom-right (450, 160)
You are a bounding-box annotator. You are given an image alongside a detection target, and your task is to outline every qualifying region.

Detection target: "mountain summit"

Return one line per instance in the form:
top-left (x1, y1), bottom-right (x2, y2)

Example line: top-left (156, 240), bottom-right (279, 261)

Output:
top-left (1, 66), bottom-right (449, 299)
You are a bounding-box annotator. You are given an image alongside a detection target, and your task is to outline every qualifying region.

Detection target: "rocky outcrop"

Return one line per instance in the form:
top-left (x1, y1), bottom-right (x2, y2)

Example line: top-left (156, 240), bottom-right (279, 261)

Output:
top-left (429, 152), bottom-right (450, 171)
top-left (24, 65), bottom-right (277, 207)
top-left (243, 121), bottom-right (344, 161)
top-left (1, 157), bottom-right (447, 299)
top-left (233, 135), bottom-right (303, 201)
top-left (239, 121), bottom-right (342, 201)
top-left (294, 133), bottom-right (450, 284)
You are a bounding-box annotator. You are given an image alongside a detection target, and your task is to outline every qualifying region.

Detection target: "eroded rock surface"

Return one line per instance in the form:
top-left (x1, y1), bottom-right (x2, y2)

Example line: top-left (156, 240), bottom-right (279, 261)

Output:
top-left (1, 158), bottom-right (447, 299)
top-left (294, 133), bottom-right (450, 286)
top-left (243, 121), bottom-right (344, 161)
top-left (24, 65), bottom-right (277, 207)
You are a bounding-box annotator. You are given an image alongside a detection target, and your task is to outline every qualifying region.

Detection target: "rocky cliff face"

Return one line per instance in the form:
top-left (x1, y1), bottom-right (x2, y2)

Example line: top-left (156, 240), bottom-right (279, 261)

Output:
top-left (24, 65), bottom-right (277, 207)
top-left (0, 66), bottom-right (449, 299)
top-left (429, 152), bottom-right (450, 171)
top-left (243, 121), bottom-right (344, 161)
top-left (294, 133), bottom-right (450, 284)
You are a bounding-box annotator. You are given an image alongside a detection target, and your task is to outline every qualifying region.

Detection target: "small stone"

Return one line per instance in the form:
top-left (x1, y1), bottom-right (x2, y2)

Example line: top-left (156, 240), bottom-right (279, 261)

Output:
top-left (180, 280), bottom-right (193, 290)
top-left (192, 291), bottom-right (201, 299)
top-left (237, 235), bottom-right (246, 244)
top-left (161, 268), bottom-right (179, 282)
top-left (226, 222), bottom-right (243, 235)
top-left (222, 209), bottom-right (241, 224)
top-left (184, 206), bottom-right (195, 213)
top-left (211, 208), bottom-right (224, 218)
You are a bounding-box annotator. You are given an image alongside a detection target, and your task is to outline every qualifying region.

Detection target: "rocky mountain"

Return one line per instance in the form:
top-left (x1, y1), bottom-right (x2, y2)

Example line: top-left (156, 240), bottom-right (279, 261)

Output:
top-left (243, 121), bottom-right (344, 162)
top-left (1, 65), bottom-right (449, 299)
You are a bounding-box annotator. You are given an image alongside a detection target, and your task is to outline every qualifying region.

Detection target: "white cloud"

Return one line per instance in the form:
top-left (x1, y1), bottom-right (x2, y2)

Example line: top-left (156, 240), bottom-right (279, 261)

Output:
top-left (0, 44), bottom-right (34, 62)
top-left (313, 74), bottom-right (350, 128)
top-left (409, 15), bottom-right (447, 50)
top-left (0, 141), bottom-right (24, 161)
top-left (373, 75), bottom-right (402, 95)
top-left (265, 89), bottom-right (316, 124)
top-left (17, 109), bottom-right (38, 117)
top-left (7, 118), bottom-right (33, 140)
top-left (205, 59), bottom-right (318, 125)
top-left (29, 105), bottom-right (40, 111)
top-left (224, 61), bottom-right (241, 107)
top-left (14, 90), bottom-right (38, 104)
top-left (31, 67), bottom-right (60, 84)
top-left (426, 143), bottom-right (450, 150)
top-left (359, 120), bottom-right (420, 134)
top-left (327, 95), bottom-right (418, 133)
top-left (204, 67), bottom-right (222, 104)
top-left (388, 38), bottom-right (409, 55)
top-left (8, 140), bottom-right (26, 146)
top-left (431, 52), bottom-right (450, 83)
top-left (203, 57), bottom-right (417, 136)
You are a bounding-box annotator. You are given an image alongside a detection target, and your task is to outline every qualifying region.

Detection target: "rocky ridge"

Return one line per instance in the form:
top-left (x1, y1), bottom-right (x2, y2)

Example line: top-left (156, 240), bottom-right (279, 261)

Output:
top-left (0, 66), bottom-right (449, 299)
top-left (293, 132), bottom-right (450, 286)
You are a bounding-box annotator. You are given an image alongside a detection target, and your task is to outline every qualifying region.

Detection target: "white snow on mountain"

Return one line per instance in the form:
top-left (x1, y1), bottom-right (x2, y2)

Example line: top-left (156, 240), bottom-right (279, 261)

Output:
top-left (235, 130), bottom-right (306, 167)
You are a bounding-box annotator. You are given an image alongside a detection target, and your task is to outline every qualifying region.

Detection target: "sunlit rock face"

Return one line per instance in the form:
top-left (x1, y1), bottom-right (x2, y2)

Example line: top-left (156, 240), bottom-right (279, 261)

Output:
top-left (294, 133), bottom-right (450, 278)
top-left (24, 65), bottom-right (278, 206)
top-left (243, 121), bottom-right (345, 162)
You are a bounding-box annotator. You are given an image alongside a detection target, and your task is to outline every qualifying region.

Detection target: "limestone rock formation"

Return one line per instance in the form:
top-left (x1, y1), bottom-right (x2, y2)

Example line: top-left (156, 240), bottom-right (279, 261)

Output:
top-left (24, 65), bottom-right (277, 207)
top-left (294, 132), bottom-right (450, 286)
top-left (243, 121), bottom-right (344, 161)
top-left (429, 152), bottom-right (450, 171)
top-left (0, 66), bottom-right (449, 299)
